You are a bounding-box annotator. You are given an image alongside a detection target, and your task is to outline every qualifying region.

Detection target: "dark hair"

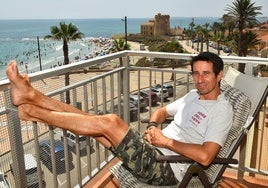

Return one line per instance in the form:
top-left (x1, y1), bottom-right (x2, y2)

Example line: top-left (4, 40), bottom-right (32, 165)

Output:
top-left (190, 52), bottom-right (224, 76)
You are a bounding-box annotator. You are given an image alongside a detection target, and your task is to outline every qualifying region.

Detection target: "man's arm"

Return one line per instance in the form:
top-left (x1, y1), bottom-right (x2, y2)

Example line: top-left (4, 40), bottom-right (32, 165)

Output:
top-left (149, 106), bottom-right (170, 124)
top-left (144, 126), bottom-right (221, 166)
top-left (165, 138), bottom-right (221, 166)
top-left (146, 106), bottom-right (221, 166)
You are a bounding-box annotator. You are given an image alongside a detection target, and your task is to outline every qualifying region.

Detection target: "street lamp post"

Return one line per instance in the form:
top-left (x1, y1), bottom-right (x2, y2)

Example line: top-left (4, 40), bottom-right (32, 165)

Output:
top-left (37, 36), bottom-right (42, 71)
top-left (121, 16), bottom-right (128, 48)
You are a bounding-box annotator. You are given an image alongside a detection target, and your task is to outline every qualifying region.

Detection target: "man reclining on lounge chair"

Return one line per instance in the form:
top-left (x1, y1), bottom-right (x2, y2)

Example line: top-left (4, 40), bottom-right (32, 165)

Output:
top-left (6, 52), bottom-right (233, 186)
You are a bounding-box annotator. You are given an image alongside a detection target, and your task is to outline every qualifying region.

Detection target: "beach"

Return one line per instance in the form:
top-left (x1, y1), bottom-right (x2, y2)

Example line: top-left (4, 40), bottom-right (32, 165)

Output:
top-left (0, 38), bottom-right (198, 81)
top-left (0, 38), bottom-right (189, 81)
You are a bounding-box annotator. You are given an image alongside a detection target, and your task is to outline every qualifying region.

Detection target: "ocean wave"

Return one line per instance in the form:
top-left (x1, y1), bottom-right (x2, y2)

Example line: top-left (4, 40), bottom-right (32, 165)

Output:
top-left (21, 38), bottom-right (33, 41)
top-left (79, 43), bottom-right (86, 47)
top-left (0, 38), bottom-right (18, 41)
top-left (0, 37), bottom-right (41, 42)
top-left (69, 49), bottom-right (80, 56)
top-left (56, 45), bottom-right (63, 51)
top-left (42, 57), bottom-right (60, 64)
top-left (56, 56), bottom-right (64, 60)
top-left (85, 37), bottom-right (95, 40)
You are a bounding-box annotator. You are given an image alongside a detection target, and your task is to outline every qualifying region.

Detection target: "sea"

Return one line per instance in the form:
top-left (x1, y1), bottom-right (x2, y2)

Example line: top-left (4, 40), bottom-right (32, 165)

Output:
top-left (0, 17), bottom-right (266, 80)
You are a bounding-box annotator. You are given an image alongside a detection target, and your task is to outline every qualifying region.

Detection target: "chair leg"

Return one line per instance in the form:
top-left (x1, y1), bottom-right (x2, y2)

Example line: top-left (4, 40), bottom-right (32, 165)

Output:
top-left (179, 164), bottom-right (212, 188)
top-left (178, 172), bottom-right (193, 188)
top-left (198, 170), bottom-right (212, 188)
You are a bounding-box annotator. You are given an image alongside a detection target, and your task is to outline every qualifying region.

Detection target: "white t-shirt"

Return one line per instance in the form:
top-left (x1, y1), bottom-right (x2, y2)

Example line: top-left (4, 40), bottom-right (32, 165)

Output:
top-left (158, 89), bottom-right (233, 182)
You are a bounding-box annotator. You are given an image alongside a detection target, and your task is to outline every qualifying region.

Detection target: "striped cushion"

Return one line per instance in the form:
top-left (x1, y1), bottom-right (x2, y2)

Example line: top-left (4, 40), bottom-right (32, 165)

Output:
top-left (110, 162), bottom-right (178, 188)
top-left (204, 79), bottom-right (251, 183)
top-left (110, 80), bottom-right (251, 187)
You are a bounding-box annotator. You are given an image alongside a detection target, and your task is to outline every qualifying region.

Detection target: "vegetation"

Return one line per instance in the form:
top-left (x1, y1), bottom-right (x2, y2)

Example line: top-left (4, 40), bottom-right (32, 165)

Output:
top-left (154, 40), bottom-right (184, 53)
top-left (128, 34), bottom-right (166, 46)
top-left (112, 38), bottom-right (130, 52)
top-left (128, 33), bottom-right (187, 70)
top-left (228, 30), bottom-right (260, 56)
top-left (111, 38), bottom-right (130, 94)
top-left (181, 0), bottom-right (263, 73)
top-left (225, 0), bottom-right (262, 72)
top-left (128, 34), bottom-right (184, 53)
top-left (44, 22), bottom-right (84, 103)
top-left (135, 57), bottom-right (152, 67)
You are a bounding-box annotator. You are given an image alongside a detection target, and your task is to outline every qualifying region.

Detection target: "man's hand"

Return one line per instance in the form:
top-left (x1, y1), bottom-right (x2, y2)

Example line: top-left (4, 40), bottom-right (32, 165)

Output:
top-left (144, 126), bottom-right (170, 148)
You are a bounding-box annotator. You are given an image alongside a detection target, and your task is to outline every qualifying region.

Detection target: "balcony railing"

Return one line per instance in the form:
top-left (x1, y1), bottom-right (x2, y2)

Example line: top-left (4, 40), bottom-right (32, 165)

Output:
top-left (0, 51), bottom-right (267, 187)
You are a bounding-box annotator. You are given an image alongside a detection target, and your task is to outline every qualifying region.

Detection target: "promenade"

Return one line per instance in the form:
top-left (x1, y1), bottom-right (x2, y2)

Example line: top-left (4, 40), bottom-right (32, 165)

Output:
top-left (129, 40), bottom-right (198, 54)
top-left (128, 39), bottom-right (225, 56)
top-left (178, 40), bottom-right (198, 54)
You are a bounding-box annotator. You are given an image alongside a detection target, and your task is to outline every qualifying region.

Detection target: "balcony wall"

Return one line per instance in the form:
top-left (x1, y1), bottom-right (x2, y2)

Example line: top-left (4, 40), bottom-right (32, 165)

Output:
top-left (0, 51), bottom-right (267, 187)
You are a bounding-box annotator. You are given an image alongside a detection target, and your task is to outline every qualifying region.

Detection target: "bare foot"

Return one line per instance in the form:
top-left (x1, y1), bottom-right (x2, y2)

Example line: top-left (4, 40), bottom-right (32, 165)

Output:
top-left (18, 104), bottom-right (44, 122)
top-left (18, 104), bottom-right (34, 121)
top-left (6, 60), bottom-right (34, 106)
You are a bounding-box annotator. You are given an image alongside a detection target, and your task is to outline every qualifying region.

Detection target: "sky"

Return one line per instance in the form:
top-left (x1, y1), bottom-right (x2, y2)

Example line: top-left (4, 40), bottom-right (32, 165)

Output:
top-left (0, 0), bottom-right (267, 19)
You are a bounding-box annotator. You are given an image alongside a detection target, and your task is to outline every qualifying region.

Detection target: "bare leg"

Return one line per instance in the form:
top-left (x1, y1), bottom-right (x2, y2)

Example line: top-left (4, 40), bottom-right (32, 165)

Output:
top-left (7, 61), bottom-right (129, 148)
top-left (18, 104), bottom-right (128, 147)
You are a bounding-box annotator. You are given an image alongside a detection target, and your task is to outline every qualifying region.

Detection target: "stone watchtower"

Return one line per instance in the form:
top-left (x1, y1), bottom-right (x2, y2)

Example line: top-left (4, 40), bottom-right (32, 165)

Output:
top-left (154, 13), bottom-right (171, 36)
top-left (140, 13), bottom-right (171, 36)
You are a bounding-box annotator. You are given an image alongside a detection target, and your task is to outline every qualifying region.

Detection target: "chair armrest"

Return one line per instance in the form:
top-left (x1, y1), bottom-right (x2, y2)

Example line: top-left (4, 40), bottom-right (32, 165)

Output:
top-left (155, 155), bottom-right (238, 188)
top-left (212, 158), bottom-right (238, 164)
top-left (141, 119), bottom-right (150, 123)
top-left (155, 155), bottom-right (195, 163)
top-left (155, 155), bottom-right (238, 165)
top-left (141, 118), bottom-right (174, 125)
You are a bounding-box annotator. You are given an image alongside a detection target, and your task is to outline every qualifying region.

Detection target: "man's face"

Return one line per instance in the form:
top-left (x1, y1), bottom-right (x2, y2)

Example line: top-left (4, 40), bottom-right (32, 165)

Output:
top-left (192, 60), bottom-right (222, 99)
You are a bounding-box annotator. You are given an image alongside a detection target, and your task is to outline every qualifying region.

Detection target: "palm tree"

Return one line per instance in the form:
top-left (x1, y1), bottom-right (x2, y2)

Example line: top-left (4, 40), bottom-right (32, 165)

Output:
top-left (225, 0), bottom-right (262, 73)
top-left (210, 22), bottom-right (224, 36)
top-left (229, 30), bottom-right (260, 56)
top-left (194, 24), bottom-right (210, 53)
top-left (44, 22), bottom-right (84, 104)
top-left (182, 28), bottom-right (192, 47)
top-left (221, 14), bottom-right (235, 37)
top-left (112, 38), bottom-right (130, 67)
top-left (195, 25), bottom-right (203, 52)
top-left (202, 23), bottom-right (211, 52)
top-left (112, 38), bottom-right (130, 52)
top-left (212, 31), bottom-right (225, 55)
top-left (188, 19), bottom-right (196, 49)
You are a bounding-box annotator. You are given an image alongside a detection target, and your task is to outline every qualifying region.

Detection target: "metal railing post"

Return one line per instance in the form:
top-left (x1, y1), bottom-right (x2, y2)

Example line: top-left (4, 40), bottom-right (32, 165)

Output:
top-left (5, 90), bottom-right (27, 188)
top-left (32, 122), bottom-right (45, 188)
top-left (123, 55), bottom-right (130, 124)
top-left (245, 63), bottom-right (253, 75)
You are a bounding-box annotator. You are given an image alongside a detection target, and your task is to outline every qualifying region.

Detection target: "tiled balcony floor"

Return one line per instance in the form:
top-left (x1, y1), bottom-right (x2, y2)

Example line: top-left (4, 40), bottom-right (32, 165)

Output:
top-left (85, 158), bottom-right (268, 188)
top-left (220, 172), bottom-right (268, 188)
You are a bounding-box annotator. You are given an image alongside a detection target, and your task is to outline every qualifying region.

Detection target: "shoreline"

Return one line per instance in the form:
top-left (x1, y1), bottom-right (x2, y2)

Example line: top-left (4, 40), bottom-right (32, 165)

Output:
top-left (0, 37), bottom-right (113, 80)
top-left (0, 38), bottom-right (192, 80)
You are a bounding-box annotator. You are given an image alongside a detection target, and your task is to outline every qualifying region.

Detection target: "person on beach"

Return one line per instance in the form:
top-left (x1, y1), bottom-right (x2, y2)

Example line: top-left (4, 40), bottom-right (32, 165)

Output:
top-left (6, 52), bottom-right (233, 186)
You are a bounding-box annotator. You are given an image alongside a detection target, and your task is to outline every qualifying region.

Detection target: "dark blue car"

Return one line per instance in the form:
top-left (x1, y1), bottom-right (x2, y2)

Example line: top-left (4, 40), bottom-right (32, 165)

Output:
top-left (39, 139), bottom-right (73, 170)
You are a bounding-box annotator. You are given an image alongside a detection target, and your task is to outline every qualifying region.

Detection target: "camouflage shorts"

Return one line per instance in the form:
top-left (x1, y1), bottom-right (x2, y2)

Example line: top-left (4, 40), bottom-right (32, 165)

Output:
top-left (111, 128), bottom-right (178, 186)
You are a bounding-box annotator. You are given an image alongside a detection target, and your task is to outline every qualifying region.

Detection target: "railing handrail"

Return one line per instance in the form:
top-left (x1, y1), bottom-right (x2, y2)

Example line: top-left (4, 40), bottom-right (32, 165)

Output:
top-left (1, 51), bottom-right (267, 87)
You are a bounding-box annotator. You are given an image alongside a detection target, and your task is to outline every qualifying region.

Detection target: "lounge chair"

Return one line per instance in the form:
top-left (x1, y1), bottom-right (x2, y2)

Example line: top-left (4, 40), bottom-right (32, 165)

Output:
top-left (110, 67), bottom-right (268, 187)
